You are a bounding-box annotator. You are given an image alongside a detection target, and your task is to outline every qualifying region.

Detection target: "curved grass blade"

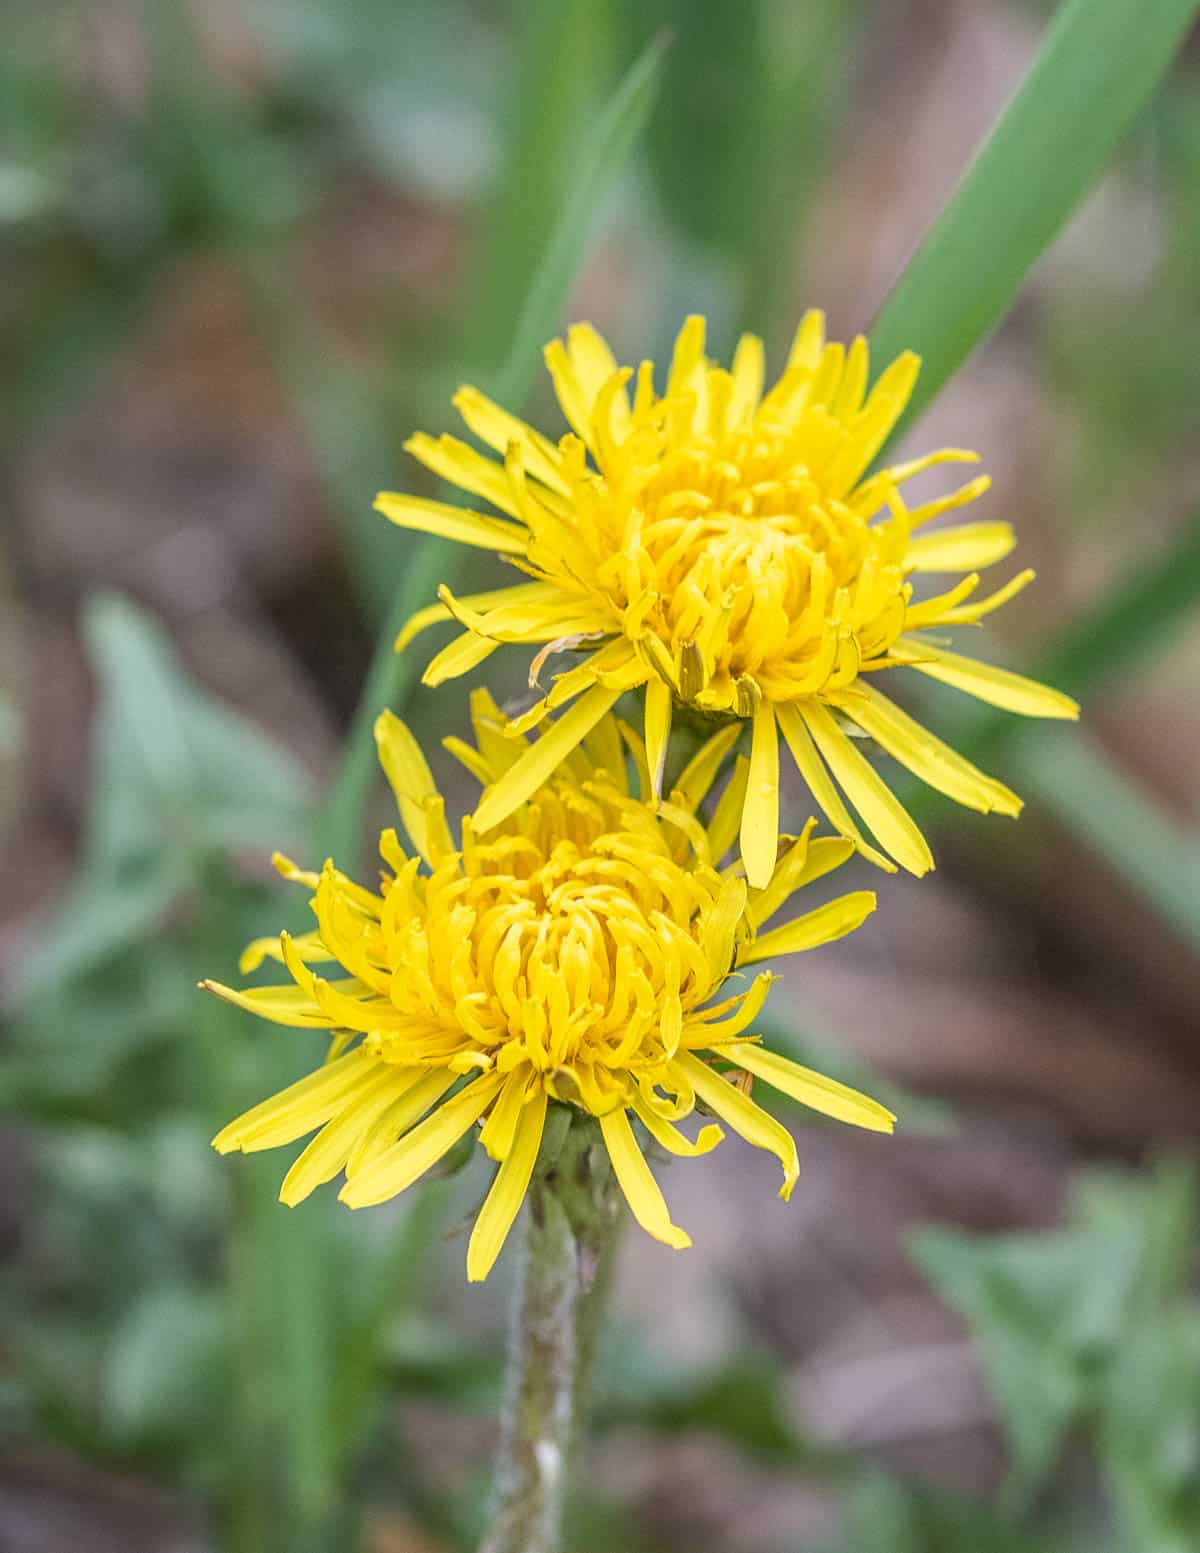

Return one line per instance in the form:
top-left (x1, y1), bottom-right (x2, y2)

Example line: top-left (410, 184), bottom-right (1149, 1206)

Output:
top-left (320, 33), bottom-right (669, 868)
top-left (870, 0), bottom-right (1199, 433)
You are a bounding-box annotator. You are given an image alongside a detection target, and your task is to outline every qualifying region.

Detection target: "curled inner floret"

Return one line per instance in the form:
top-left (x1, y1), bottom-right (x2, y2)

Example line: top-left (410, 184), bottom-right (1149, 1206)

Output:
top-left (380, 312), bottom-right (1078, 892)
top-left (207, 697), bottom-right (893, 1280)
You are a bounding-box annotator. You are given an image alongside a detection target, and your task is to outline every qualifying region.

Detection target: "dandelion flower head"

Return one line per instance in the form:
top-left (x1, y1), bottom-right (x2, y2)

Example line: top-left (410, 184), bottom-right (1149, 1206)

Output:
top-left (206, 697), bottom-right (893, 1280)
top-left (383, 312), bottom-right (1078, 890)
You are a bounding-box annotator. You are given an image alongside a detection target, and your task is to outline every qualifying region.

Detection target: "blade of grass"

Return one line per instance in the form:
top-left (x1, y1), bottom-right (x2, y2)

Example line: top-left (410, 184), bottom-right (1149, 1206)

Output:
top-left (1013, 731), bottom-right (1200, 950)
top-left (489, 33), bottom-right (668, 409)
top-left (320, 32), bottom-right (669, 868)
top-left (457, 0), bottom-right (615, 376)
top-left (870, 0), bottom-right (1199, 434)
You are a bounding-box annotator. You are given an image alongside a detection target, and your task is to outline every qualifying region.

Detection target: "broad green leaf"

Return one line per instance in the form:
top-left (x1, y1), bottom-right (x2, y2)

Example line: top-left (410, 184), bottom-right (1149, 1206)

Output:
top-left (871, 0), bottom-right (1199, 431)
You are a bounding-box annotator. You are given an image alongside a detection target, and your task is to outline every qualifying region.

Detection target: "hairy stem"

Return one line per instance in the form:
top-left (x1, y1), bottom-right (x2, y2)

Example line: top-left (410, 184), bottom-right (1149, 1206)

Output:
top-left (480, 1111), bottom-right (622, 1553)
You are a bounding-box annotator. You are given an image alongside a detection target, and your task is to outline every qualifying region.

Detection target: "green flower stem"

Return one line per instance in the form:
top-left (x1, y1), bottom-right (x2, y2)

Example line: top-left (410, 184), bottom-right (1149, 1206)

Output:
top-left (481, 1110), bottom-right (623, 1553)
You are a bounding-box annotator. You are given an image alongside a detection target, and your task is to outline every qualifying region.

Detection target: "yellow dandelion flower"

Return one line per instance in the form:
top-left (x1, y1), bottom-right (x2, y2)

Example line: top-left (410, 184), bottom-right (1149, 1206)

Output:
top-left (206, 695), bottom-right (893, 1281)
top-left (382, 312), bottom-right (1079, 889)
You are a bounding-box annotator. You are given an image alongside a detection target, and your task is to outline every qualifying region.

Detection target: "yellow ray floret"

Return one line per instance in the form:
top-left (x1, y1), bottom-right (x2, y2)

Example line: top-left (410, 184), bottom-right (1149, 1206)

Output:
top-left (205, 703), bottom-right (893, 1280)
top-left (385, 313), bottom-right (1078, 889)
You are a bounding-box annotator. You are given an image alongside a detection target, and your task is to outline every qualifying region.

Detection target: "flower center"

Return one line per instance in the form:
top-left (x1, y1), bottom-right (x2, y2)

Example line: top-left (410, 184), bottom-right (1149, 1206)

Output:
top-left (593, 423), bottom-right (910, 711)
top-left (372, 777), bottom-right (729, 1091)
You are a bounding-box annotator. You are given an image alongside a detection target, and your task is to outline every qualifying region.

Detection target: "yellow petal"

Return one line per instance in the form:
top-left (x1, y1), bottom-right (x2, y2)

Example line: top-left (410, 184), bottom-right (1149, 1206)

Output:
top-left (374, 710), bottom-right (454, 863)
top-left (467, 1087), bottom-right (548, 1282)
top-left (672, 723), bottom-right (742, 814)
top-left (403, 432), bottom-right (518, 516)
top-left (630, 1091), bottom-right (723, 1157)
top-left (829, 683), bottom-right (1021, 816)
top-left (729, 333), bottom-right (765, 423)
top-left (451, 386), bottom-right (568, 495)
top-left (340, 1073), bottom-right (505, 1208)
top-left (581, 710), bottom-right (628, 791)
top-left (667, 315), bottom-right (707, 397)
top-left (423, 630), bottom-right (501, 688)
top-left (737, 891), bottom-right (877, 965)
top-left (740, 702), bottom-right (780, 890)
top-left (566, 323), bottom-right (631, 438)
top-left (211, 1049), bottom-right (375, 1154)
top-left (799, 702), bottom-right (933, 877)
top-left (599, 1107), bottom-right (691, 1249)
top-left (685, 970), bottom-right (773, 1042)
top-left (238, 929), bottom-right (333, 976)
top-left (345, 1069), bottom-right (460, 1179)
top-left (905, 522), bottom-right (1016, 573)
top-left (278, 1066), bottom-right (421, 1205)
top-left (675, 1052), bottom-right (798, 1200)
top-left (472, 683), bottom-right (624, 834)
top-left (544, 338), bottom-right (598, 453)
top-left (396, 582), bottom-right (563, 652)
top-left (775, 703), bottom-right (897, 874)
top-left (705, 753), bottom-right (749, 862)
top-left (748, 829), bottom-right (855, 930)
top-left (786, 310), bottom-right (825, 372)
top-left (890, 640), bottom-right (1080, 720)
top-left (724, 1042), bottom-right (896, 1133)
top-left (373, 492), bottom-right (528, 554)
top-left (644, 678), bottom-right (672, 802)
top-left (200, 978), bottom-right (331, 1029)
top-left (478, 1065), bottom-right (532, 1162)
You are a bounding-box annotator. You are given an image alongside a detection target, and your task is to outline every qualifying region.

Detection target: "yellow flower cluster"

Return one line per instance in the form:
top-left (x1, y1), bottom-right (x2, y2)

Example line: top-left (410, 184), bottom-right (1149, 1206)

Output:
top-left (384, 313), bottom-right (1076, 886)
top-left (208, 312), bottom-right (1076, 1278)
top-left (208, 698), bottom-right (891, 1280)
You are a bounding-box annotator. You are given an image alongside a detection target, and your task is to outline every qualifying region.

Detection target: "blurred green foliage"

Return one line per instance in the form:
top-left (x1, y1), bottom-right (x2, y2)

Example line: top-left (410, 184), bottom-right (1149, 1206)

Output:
top-left (912, 1161), bottom-right (1200, 1550)
top-left (2, 0), bottom-right (1199, 1550)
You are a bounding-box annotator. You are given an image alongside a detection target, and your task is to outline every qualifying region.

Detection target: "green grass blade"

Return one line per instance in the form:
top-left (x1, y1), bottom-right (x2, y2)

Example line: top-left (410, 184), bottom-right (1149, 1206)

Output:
top-left (491, 32), bottom-right (668, 407)
top-left (1034, 512), bottom-right (1200, 699)
top-left (457, 0), bottom-right (616, 376)
top-left (1012, 731), bottom-right (1200, 950)
top-left (320, 34), bottom-right (669, 868)
top-left (870, 0), bottom-right (1199, 430)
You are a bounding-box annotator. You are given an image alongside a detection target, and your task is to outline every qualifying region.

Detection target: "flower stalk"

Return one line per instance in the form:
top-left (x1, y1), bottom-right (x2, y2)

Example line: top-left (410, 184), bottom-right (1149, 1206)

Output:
top-left (481, 1108), bottom-right (623, 1553)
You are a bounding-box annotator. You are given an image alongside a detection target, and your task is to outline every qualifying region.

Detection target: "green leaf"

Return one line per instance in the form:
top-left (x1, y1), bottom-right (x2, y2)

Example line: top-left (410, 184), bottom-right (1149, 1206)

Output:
top-left (104, 1285), bottom-right (227, 1450)
top-left (870, 0), bottom-right (1199, 432)
top-left (490, 33), bottom-right (668, 411)
top-left (11, 593), bottom-right (312, 1002)
top-left (1100, 1304), bottom-right (1200, 1553)
top-left (82, 591), bottom-right (312, 866)
top-left (320, 33), bottom-right (668, 869)
top-left (910, 1160), bottom-right (1199, 1507)
top-left (910, 1227), bottom-right (1101, 1502)
top-left (458, 0), bottom-right (616, 377)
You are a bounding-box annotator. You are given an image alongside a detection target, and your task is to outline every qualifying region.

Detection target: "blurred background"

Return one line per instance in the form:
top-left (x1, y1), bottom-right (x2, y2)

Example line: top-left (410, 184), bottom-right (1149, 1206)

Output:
top-left (2, 1), bottom-right (1199, 1550)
